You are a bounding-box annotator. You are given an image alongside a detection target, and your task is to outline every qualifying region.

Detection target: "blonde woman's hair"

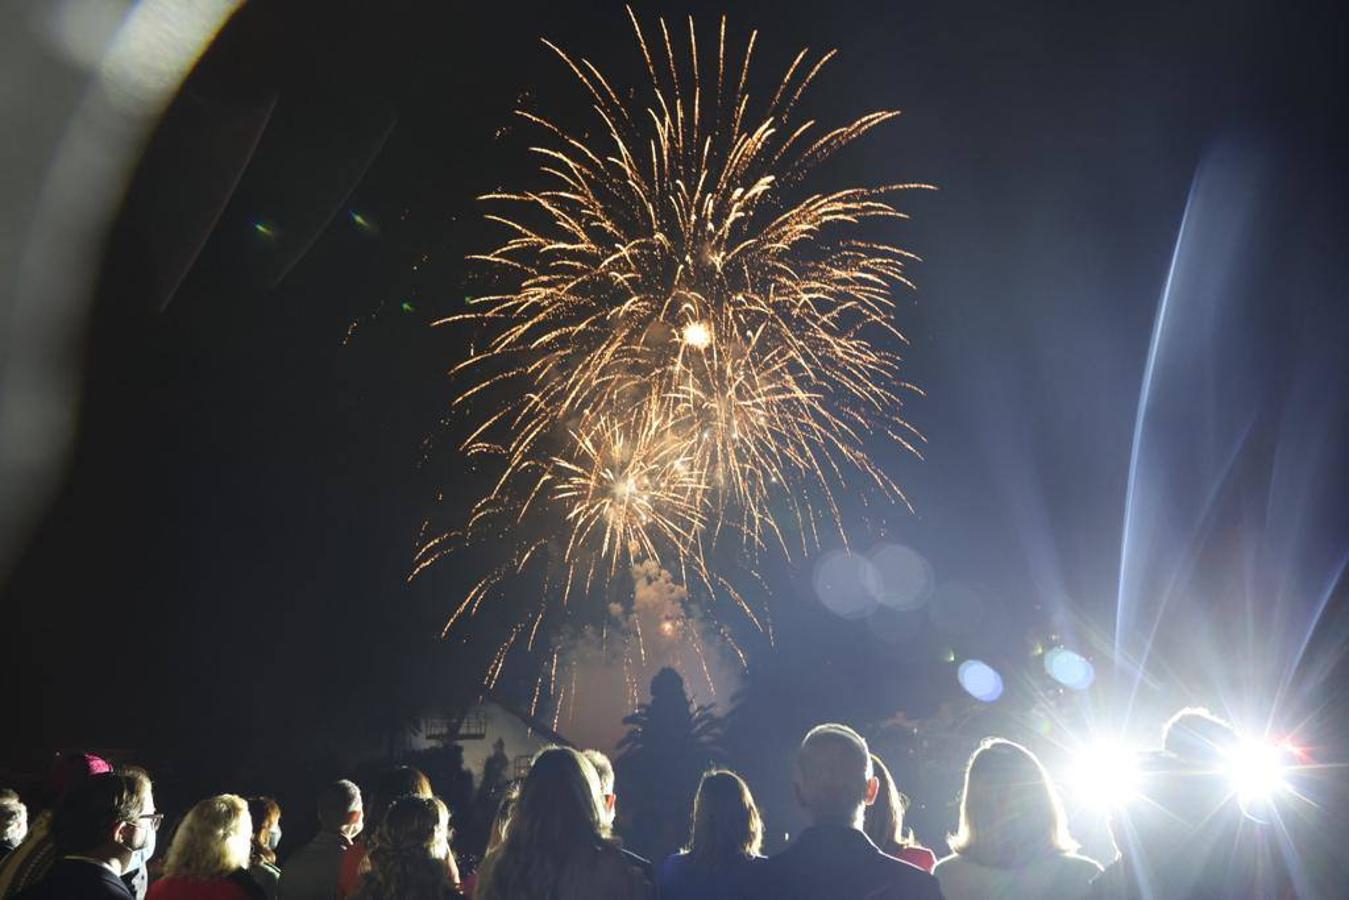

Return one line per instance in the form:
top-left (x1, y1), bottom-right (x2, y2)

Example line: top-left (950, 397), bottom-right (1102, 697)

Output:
top-left (948, 738), bottom-right (1078, 867)
top-left (165, 794), bottom-right (252, 880)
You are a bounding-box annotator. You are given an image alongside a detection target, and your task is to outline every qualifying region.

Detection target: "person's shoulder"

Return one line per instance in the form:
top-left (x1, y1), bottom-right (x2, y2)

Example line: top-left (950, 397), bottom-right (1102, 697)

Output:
top-left (658, 851), bottom-right (686, 879)
top-left (1060, 853), bottom-right (1105, 874)
top-left (250, 860), bottom-right (282, 883)
top-left (619, 846), bottom-right (654, 878)
top-left (875, 846), bottom-right (937, 877)
top-left (229, 867), bottom-right (271, 900)
top-left (875, 850), bottom-right (942, 897)
top-left (590, 842), bottom-right (644, 875)
top-left (867, 859), bottom-right (944, 900)
top-left (576, 844), bottom-right (654, 897)
top-left (1084, 860), bottom-right (1132, 900)
top-left (53, 860), bottom-right (136, 898)
top-left (896, 845), bottom-right (937, 873)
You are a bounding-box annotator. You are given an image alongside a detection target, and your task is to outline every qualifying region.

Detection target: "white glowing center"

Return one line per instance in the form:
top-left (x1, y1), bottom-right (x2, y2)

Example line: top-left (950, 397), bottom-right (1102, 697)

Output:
top-left (682, 321), bottom-right (712, 348)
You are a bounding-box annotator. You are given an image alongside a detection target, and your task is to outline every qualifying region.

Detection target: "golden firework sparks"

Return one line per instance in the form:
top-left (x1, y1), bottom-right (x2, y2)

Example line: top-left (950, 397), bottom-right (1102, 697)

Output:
top-left (422, 8), bottom-right (930, 690)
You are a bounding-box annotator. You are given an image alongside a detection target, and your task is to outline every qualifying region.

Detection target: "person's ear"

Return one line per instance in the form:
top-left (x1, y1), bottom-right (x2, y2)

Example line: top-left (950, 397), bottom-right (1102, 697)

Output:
top-left (111, 819), bottom-right (134, 847)
top-left (605, 794), bottom-right (617, 813)
top-left (863, 776), bottom-right (880, 806)
top-left (347, 808), bottom-right (363, 826)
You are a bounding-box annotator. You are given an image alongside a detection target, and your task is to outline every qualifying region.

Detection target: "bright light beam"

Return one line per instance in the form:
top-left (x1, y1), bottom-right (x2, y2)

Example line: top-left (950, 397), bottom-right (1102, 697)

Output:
top-left (1070, 740), bottom-right (1142, 809)
top-left (1225, 738), bottom-right (1290, 807)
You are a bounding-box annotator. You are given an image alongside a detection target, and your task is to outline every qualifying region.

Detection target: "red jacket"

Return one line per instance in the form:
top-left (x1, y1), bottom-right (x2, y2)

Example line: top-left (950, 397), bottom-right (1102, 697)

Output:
top-left (147, 871), bottom-right (264, 900)
top-left (894, 845), bottom-right (937, 873)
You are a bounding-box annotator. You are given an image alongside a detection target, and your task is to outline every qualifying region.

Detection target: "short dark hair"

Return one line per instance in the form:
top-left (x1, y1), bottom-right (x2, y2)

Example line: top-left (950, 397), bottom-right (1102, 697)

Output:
top-left (317, 780), bottom-right (362, 832)
top-left (52, 773), bottom-right (146, 854)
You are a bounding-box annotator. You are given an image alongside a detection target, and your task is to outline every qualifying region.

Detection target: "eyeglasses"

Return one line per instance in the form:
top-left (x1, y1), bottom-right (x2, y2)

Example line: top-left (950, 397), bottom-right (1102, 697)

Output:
top-left (135, 813), bottom-right (165, 830)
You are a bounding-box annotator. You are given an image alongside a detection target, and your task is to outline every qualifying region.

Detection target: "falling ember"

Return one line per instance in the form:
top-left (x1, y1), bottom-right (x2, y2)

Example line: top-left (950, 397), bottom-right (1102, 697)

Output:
top-left (420, 7), bottom-right (930, 691)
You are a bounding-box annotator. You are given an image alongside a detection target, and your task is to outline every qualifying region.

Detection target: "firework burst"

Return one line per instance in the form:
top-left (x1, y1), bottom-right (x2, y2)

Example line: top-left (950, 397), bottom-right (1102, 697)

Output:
top-left (418, 9), bottom-right (931, 691)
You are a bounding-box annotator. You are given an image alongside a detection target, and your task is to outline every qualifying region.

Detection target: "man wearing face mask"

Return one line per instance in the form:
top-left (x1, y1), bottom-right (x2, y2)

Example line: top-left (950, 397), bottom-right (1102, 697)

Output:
top-left (247, 797), bottom-right (283, 900)
top-left (14, 772), bottom-right (160, 900)
top-left (117, 768), bottom-right (155, 900)
top-left (278, 780), bottom-right (362, 900)
top-left (0, 752), bottom-right (115, 898)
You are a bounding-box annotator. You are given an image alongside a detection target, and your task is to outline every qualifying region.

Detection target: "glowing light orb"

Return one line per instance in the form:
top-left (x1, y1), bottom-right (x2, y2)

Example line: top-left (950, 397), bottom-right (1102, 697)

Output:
top-left (1070, 741), bottom-right (1141, 808)
top-left (1044, 647), bottom-right (1095, 690)
top-left (681, 321), bottom-right (712, 349)
top-left (957, 659), bottom-right (1003, 702)
top-left (813, 550), bottom-right (880, 620)
top-left (868, 543), bottom-right (934, 610)
top-left (1225, 739), bottom-right (1288, 803)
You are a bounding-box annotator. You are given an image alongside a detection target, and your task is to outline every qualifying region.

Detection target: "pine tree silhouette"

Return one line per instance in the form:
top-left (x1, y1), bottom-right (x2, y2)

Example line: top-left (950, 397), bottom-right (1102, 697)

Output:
top-left (615, 667), bottom-right (722, 860)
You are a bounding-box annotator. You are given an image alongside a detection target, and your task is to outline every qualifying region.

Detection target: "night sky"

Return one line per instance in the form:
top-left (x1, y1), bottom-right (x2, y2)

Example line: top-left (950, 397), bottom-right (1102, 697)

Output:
top-left (3, 0), bottom-right (1347, 844)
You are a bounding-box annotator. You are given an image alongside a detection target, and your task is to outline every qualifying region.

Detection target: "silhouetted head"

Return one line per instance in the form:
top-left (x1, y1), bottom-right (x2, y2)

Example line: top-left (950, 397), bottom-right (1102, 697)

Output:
top-left (164, 794), bottom-right (251, 880)
top-left (948, 738), bottom-right (1078, 868)
top-left (794, 723), bottom-right (878, 827)
top-left (685, 769), bottom-right (763, 869)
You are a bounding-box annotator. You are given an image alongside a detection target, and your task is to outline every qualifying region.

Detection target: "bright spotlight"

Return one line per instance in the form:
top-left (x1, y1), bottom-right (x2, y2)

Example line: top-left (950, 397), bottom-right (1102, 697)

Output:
top-left (682, 321), bottom-right (712, 349)
top-left (1070, 741), bottom-right (1141, 809)
top-left (1225, 739), bottom-right (1288, 804)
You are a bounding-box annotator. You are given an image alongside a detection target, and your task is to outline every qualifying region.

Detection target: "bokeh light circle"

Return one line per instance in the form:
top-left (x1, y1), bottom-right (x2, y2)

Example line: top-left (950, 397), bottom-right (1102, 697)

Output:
top-left (812, 550), bottom-right (880, 620)
top-left (867, 543), bottom-right (934, 611)
top-left (957, 659), bottom-right (1004, 702)
top-left (1044, 647), bottom-right (1095, 690)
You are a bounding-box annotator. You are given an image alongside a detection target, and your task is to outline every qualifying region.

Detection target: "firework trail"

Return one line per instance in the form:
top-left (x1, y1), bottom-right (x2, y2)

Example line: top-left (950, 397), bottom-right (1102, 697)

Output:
top-left (416, 9), bottom-right (930, 697)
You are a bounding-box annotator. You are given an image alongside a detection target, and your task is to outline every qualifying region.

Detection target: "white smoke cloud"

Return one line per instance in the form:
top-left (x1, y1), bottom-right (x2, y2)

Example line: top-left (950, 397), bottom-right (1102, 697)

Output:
top-left (550, 559), bottom-right (742, 753)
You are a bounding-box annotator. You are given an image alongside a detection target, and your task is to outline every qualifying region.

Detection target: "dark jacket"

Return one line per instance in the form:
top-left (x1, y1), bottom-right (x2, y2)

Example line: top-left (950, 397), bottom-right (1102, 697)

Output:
top-left (751, 825), bottom-right (943, 900)
top-left (658, 851), bottom-right (762, 900)
top-left (14, 858), bottom-right (135, 900)
top-left (279, 832), bottom-right (350, 900)
top-left (619, 848), bottom-right (654, 884)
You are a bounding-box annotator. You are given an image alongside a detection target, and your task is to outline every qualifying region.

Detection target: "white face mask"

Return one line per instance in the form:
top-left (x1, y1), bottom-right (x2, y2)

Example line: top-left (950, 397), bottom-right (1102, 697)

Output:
top-left (266, 827), bottom-right (281, 851)
top-left (127, 795), bottom-right (157, 864)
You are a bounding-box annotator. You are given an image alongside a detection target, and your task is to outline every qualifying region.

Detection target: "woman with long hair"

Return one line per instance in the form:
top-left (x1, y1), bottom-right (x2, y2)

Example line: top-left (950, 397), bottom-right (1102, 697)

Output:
top-left (350, 795), bottom-right (460, 899)
top-left (475, 747), bottom-right (652, 900)
top-left (147, 794), bottom-right (266, 900)
top-left (339, 765), bottom-right (433, 897)
top-left (863, 755), bottom-right (937, 872)
top-left (934, 738), bottom-right (1101, 899)
top-left (657, 769), bottom-right (765, 900)
top-left (246, 796), bottom-right (282, 899)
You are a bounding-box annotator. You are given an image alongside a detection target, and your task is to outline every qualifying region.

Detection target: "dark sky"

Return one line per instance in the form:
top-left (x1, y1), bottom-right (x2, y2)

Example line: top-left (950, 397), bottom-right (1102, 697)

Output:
top-left (3, 0), bottom-right (1346, 803)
